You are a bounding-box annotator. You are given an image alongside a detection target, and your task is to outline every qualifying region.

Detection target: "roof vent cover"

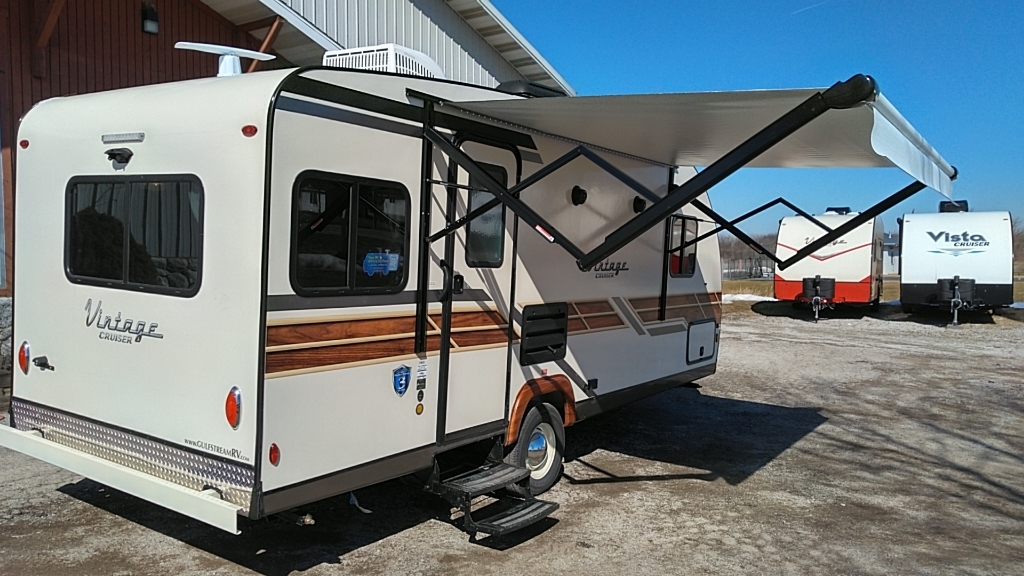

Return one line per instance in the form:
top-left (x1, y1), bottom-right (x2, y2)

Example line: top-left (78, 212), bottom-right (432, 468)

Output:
top-left (323, 44), bottom-right (446, 79)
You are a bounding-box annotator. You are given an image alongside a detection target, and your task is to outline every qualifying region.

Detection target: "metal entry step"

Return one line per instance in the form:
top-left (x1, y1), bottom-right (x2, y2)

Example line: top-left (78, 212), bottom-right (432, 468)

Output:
top-left (436, 462), bottom-right (557, 537)
top-left (440, 463), bottom-right (529, 503)
top-left (472, 499), bottom-right (559, 536)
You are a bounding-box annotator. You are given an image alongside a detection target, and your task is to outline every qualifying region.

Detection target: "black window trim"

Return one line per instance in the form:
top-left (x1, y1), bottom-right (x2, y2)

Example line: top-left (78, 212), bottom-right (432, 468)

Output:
top-left (669, 214), bottom-right (698, 279)
top-left (64, 174), bottom-right (205, 298)
top-left (465, 162), bottom-right (508, 269)
top-left (289, 169), bottom-right (412, 298)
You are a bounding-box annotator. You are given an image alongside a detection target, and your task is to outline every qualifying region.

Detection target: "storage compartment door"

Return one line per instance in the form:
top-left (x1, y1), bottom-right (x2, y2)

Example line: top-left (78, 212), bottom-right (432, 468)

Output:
top-left (687, 319), bottom-right (717, 364)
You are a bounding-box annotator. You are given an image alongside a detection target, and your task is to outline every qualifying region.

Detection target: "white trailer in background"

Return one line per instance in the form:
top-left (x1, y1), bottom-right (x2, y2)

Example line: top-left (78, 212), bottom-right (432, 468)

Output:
top-left (900, 203), bottom-right (1013, 321)
top-left (0, 59), bottom-right (955, 538)
top-left (774, 208), bottom-right (884, 318)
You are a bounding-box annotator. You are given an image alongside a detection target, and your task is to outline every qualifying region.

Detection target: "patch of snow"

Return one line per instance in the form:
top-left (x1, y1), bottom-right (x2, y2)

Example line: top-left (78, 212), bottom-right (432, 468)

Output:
top-left (1012, 302), bottom-right (1024, 309)
top-left (722, 293), bottom-right (777, 303)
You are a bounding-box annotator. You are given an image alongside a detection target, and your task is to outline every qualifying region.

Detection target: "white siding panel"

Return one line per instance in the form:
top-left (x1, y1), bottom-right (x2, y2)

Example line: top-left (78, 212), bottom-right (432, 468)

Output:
top-left (273, 0), bottom-right (524, 87)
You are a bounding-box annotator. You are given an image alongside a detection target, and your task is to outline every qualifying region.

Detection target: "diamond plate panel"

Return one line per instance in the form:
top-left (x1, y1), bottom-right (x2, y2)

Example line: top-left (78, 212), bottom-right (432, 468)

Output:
top-left (12, 399), bottom-right (254, 513)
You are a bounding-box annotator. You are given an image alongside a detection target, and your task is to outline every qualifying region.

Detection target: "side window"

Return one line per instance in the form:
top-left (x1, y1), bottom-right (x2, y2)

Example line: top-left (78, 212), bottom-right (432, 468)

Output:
top-left (669, 215), bottom-right (698, 277)
top-left (66, 177), bottom-right (203, 297)
top-left (465, 164), bottom-right (508, 268)
top-left (291, 171), bottom-right (409, 296)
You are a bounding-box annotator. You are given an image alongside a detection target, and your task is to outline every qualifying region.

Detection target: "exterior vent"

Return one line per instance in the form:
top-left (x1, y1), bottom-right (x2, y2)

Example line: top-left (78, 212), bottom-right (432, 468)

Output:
top-left (939, 200), bottom-right (968, 213)
top-left (323, 43), bottom-right (446, 79)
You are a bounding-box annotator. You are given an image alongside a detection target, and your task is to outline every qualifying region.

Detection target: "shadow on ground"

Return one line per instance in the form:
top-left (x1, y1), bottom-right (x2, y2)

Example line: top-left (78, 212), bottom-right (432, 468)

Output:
top-left (749, 301), bottom-right (1024, 325)
top-left (57, 387), bottom-right (823, 575)
top-left (563, 386), bottom-right (826, 486)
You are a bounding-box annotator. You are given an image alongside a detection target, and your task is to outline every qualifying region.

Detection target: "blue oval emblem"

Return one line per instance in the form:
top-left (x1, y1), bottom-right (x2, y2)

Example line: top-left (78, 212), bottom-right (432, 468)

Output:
top-left (393, 365), bottom-right (411, 396)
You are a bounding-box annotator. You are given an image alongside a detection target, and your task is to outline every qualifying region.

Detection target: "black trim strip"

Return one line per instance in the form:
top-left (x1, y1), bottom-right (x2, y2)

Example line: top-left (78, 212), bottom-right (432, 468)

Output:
top-left (574, 363), bottom-right (717, 422)
top-left (277, 95), bottom-right (421, 138)
top-left (10, 396), bottom-right (255, 470)
top-left (279, 75), bottom-right (537, 150)
top-left (261, 444), bottom-right (435, 515)
top-left (265, 288), bottom-right (491, 312)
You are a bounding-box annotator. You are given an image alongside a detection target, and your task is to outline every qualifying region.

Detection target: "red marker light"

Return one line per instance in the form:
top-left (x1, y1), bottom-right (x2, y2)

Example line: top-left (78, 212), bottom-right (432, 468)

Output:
top-left (241, 125), bottom-right (258, 137)
top-left (18, 342), bottom-right (30, 375)
top-left (19, 140), bottom-right (29, 149)
top-left (269, 443), bottom-right (281, 466)
top-left (225, 387), bottom-right (241, 429)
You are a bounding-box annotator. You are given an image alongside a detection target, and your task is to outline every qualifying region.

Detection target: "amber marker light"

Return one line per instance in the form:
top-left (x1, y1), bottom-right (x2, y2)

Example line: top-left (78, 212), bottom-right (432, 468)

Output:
top-left (225, 387), bottom-right (242, 429)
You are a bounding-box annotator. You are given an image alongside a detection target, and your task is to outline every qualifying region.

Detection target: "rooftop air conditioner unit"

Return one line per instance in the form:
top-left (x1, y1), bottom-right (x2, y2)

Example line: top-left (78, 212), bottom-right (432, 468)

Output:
top-left (323, 43), bottom-right (446, 79)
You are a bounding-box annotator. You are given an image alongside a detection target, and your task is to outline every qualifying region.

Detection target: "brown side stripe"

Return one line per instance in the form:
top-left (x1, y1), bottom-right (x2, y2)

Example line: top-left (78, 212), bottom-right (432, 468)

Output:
top-left (266, 336), bottom-right (443, 374)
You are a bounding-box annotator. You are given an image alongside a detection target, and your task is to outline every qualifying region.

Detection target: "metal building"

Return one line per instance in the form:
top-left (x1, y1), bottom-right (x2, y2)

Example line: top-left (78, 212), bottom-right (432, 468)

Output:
top-left (200, 0), bottom-right (574, 93)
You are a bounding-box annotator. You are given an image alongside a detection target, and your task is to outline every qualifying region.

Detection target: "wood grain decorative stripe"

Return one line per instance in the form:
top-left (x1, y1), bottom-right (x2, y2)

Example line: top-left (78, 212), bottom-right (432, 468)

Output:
top-left (574, 300), bottom-right (615, 315)
top-left (451, 329), bottom-right (509, 348)
top-left (266, 336), bottom-right (442, 374)
top-left (267, 316), bottom-right (417, 347)
top-left (430, 310), bottom-right (506, 330)
top-left (584, 313), bottom-right (626, 329)
top-left (567, 318), bottom-right (588, 333)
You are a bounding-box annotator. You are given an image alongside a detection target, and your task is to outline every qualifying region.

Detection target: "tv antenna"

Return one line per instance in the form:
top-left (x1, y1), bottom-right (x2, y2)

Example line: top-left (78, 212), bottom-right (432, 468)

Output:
top-left (174, 42), bottom-right (276, 77)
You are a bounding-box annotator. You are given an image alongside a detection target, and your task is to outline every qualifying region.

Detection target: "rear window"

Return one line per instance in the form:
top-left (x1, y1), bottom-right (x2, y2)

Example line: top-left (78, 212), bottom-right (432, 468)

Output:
top-left (291, 171), bottom-right (410, 296)
top-left (65, 176), bottom-right (204, 297)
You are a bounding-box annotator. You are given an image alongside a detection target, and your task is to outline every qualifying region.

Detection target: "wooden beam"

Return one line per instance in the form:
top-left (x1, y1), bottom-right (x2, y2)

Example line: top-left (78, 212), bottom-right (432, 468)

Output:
top-left (247, 16), bottom-right (283, 73)
top-left (32, 0), bottom-right (66, 78)
top-left (238, 15), bottom-right (279, 33)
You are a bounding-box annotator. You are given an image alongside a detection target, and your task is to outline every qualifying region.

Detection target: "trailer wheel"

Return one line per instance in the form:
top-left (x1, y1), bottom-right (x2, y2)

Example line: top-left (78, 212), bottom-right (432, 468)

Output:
top-left (901, 304), bottom-right (913, 314)
top-left (505, 403), bottom-right (565, 496)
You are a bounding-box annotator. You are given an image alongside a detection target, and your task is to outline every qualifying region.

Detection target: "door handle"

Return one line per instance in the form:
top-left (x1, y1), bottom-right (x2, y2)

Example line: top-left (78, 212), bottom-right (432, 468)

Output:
top-left (33, 356), bottom-right (55, 371)
top-left (437, 259), bottom-right (452, 302)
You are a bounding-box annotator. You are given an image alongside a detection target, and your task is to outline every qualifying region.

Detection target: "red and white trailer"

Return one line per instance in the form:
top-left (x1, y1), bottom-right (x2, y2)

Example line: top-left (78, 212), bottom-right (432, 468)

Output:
top-left (774, 209), bottom-right (884, 314)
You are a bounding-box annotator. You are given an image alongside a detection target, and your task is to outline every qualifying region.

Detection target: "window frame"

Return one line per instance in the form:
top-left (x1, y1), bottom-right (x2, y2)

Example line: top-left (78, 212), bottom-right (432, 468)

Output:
top-left (465, 163), bottom-right (508, 269)
top-left (63, 174), bottom-right (205, 298)
top-left (289, 170), bottom-right (412, 297)
top-left (669, 215), bottom-right (699, 278)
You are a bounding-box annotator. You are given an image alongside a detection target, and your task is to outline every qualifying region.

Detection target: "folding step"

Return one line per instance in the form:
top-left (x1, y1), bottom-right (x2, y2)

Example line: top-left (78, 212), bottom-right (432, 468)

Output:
top-left (471, 499), bottom-right (559, 537)
top-left (440, 463), bottom-right (530, 504)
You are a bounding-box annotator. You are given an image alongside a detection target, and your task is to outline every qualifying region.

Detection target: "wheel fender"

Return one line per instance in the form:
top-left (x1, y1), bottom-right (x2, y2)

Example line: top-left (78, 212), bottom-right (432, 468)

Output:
top-left (505, 375), bottom-right (576, 446)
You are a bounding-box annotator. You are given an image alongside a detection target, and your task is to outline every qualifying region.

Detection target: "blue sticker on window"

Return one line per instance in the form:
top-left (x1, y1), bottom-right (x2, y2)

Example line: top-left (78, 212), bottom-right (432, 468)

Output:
top-left (393, 365), bottom-right (411, 396)
top-left (363, 252), bottom-right (399, 276)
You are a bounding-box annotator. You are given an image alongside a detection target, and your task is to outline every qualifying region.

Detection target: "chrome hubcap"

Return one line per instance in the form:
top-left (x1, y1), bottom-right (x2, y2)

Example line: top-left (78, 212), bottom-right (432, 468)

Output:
top-left (525, 422), bottom-right (556, 479)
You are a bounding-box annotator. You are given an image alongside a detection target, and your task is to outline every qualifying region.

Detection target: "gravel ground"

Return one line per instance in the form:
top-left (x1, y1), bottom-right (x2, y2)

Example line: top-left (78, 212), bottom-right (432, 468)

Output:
top-left (1, 304), bottom-right (1023, 575)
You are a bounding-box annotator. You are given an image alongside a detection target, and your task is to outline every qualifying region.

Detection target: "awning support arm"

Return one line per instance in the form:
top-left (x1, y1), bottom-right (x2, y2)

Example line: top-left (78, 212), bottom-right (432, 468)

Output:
top-left (776, 180), bottom-right (926, 270)
top-left (689, 199), bottom-right (785, 266)
top-left (674, 197), bottom-right (832, 254)
top-left (576, 74), bottom-right (877, 271)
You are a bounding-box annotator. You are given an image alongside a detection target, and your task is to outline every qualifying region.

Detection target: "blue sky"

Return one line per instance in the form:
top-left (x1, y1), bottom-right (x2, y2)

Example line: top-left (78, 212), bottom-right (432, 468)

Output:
top-left (491, 0), bottom-right (1024, 233)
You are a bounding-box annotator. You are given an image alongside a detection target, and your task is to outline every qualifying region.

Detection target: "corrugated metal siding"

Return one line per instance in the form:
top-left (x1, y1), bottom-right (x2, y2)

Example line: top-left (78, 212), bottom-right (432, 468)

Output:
top-left (275, 0), bottom-right (524, 87)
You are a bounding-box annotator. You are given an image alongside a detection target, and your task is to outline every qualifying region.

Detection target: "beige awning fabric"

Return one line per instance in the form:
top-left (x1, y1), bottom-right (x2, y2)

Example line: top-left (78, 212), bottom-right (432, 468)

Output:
top-left (448, 87), bottom-right (954, 196)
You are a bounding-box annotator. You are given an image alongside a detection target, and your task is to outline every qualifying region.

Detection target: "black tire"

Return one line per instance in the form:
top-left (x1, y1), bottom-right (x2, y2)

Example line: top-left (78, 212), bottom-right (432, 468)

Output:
top-left (505, 403), bottom-right (564, 496)
top-left (869, 298), bottom-right (880, 312)
top-left (901, 304), bottom-right (913, 314)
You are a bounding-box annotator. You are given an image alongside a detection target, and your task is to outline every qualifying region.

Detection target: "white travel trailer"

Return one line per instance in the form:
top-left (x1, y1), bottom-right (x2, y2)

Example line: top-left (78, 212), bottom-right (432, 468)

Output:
top-left (900, 203), bottom-right (1014, 318)
top-left (0, 64), bottom-right (954, 537)
top-left (774, 208), bottom-right (885, 315)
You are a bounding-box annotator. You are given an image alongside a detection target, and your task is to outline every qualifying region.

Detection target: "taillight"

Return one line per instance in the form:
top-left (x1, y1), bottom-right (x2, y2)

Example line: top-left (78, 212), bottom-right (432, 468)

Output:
top-left (269, 443), bottom-right (281, 466)
top-left (225, 387), bottom-right (241, 429)
top-left (241, 125), bottom-right (258, 137)
top-left (18, 342), bottom-right (30, 375)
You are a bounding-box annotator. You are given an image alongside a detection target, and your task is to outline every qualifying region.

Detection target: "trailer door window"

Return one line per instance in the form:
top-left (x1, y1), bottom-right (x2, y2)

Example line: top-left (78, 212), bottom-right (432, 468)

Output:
top-left (66, 177), bottom-right (203, 297)
top-left (292, 172), bottom-right (409, 295)
top-left (465, 164), bottom-right (507, 268)
top-left (669, 216), bottom-right (698, 277)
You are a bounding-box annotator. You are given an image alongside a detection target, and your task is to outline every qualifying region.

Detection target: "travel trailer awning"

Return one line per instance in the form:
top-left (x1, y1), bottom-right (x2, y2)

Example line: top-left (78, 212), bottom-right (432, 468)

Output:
top-left (409, 74), bottom-right (955, 352)
top-left (449, 82), bottom-right (954, 196)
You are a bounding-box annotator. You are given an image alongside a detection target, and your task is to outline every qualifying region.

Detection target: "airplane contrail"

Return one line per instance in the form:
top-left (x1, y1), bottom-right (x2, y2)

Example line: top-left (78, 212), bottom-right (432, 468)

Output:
top-left (791, 1), bottom-right (830, 15)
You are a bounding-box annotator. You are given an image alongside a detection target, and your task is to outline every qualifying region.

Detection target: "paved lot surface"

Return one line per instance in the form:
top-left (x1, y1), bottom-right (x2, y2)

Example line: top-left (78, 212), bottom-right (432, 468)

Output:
top-left (1, 305), bottom-right (1023, 575)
